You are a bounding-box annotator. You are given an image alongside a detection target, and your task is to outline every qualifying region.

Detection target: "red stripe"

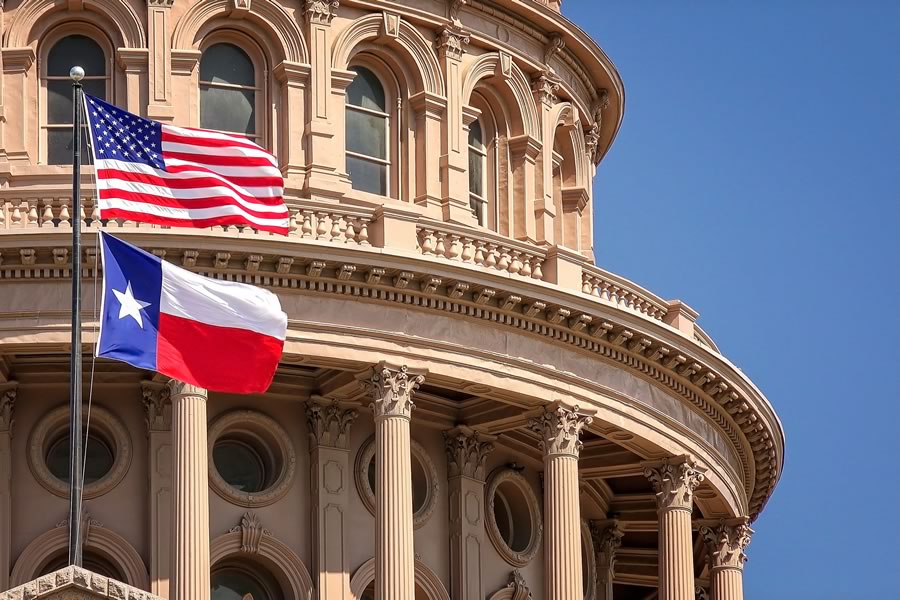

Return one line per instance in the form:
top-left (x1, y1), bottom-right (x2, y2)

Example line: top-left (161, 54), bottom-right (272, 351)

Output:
top-left (97, 168), bottom-right (285, 204)
top-left (162, 130), bottom-right (270, 153)
top-left (163, 150), bottom-right (276, 167)
top-left (156, 313), bottom-right (283, 394)
top-left (99, 208), bottom-right (289, 235)
top-left (163, 163), bottom-right (283, 187)
top-left (98, 189), bottom-right (288, 218)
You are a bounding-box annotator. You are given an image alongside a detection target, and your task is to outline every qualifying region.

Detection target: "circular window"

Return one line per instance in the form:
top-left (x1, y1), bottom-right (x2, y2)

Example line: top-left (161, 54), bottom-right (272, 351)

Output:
top-left (354, 436), bottom-right (439, 528)
top-left (28, 405), bottom-right (131, 499)
top-left (485, 468), bottom-right (542, 567)
top-left (211, 563), bottom-right (282, 600)
top-left (208, 410), bottom-right (295, 507)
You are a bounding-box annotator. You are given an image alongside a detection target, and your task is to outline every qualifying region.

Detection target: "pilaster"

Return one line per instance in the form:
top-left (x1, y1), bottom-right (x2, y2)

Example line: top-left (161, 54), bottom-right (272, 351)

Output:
top-left (306, 397), bottom-right (358, 600)
top-left (0, 384), bottom-right (16, 592)
top-left (444, 426), bottom-right (495, 600)
top-left (116, 48), bottom-right (149, 115)
top-left (147, 0), bottom-right (176, 121)
top-left (699, 519), bottom-right (752, 600)
top-left (507, 134), bottom-right (541, 243)
top-left (590, 519), bottom-right (624, 600)
top-left (168, 379), bottom-right (210, 600)
top-left (274, 61), bottom-right (311, 182)
top-left (532, 71), bottom-right (561, 245)
top-left (528, 403), bottom-right (593, 600)
top-left (410, 91), bottom-right (448, 217)
top-left (643, 456), bottom-right (706, 600)
top-left (142, 382), bottom-right (172, 598)
top-left (363, 363), bottom-right (426, 600)
top-left (1, 47), bottom-right (36, 164)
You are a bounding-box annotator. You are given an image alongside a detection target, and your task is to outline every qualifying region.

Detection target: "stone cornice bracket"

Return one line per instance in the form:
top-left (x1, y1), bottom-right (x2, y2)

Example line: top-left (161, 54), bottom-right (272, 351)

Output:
top-left (447, 0), bottom-right (467, 25)
top-left (0, 384), bottom-right (16, 434)
top-left (305, 0), bottom-right (339, 25)
top-left (362, 363), bottom-right (425, 420)
top-left (505, 569), bottom-right (533, 600)
top-left (229, 512), bottom-right (271, 554)
top-left (699, 519), bottom-right (753, 571)
top-left (306, 396), bottom-right (358, 449)
top-left (443, 426), bottom-right (495, 480)
top-left (543, 32), bottom-right (566, 68)
top-left (585, 88), bottom-right (609, 164)
top-left (166, 378), bottom-right (207, 401)
top-left (141, 381), bottom-right (171, 433)
top-left (436, 26), bottom-right (470, 61)
top-left (527, 403), bottom-right (593, 458)
top-left (642, 455), bottom-right (706, 511)
top-left (590, 518), bottom-right (624, 571)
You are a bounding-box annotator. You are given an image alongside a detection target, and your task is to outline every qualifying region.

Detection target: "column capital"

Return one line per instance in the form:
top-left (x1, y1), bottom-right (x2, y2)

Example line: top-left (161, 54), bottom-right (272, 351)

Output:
top-left (147, 0), bottom-right (175, 7)
top-left (591, 519), bottom-right (624, 561)
top-left (362, 363), bottom-right (425, 419)
top-left (306, 396), bottom-right (358, 449)
top-left (437, 26), bottom-right (470, 61)
top-left (141, 381), bottom-right (172, 432)
top-left (642, 456), bottom-right (706, 511)
top-left (532, 71), bottom-right (561, 106)
top-left (699, 519), bottom-right (753, 571)
top-left (528, 403), bottom-right (593, 458)
top-left (305, 0), bottom-right (339, 25)
top-left (0, 384), bottom-right (16, 434)
top-left (166, 379), bottom-right (207, 401)
top-left (443, 426), bottom-right (495, 480)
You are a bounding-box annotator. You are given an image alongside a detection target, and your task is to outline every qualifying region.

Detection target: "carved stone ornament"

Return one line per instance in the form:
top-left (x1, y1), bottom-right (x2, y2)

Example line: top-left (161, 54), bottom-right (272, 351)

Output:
top-left (305, 0), bottom-right (339, 24)
top-left (443, 427), bottom-right (494, 480)
top-left (231, 0), bottom-right (251, 12)
top-left (506, 569), bottom-right (534, 600)
top-left (0, 386), bottom-right (16, 433)
top-left (365, 364), bottom-right (425, 419)
top-left (543, 32), bottom-right (566, 66)
top-left (591, 519), bottom-right (624, 576)
top-left (437, 27), bottom-right (470, 61)
top-left (306, 398), bottom-right (358, 449)
top-left (527, 404), bottom-right (592, 457)
top-left (532, 72), bottom-right (561, 105)
top-left (448, 0), bottom-right (467, 24)
top-left (141, 382), bottom-right (171, 432)
top-left (147, 0), bottom-right (175, 7)
top-left (166, 378), bottom-right (207, 400)
top-left (700, 521), bottom-right (753, 570)
top-left (696, 586), bottom-right (710, 600)
top-left (643, 456), bottom-right (706, 511)
top-left (229, 512), bottom-right (271, 554)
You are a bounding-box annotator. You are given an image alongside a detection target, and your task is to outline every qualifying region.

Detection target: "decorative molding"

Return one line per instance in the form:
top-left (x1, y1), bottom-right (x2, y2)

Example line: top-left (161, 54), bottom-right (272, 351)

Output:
top-left (643, 456), bottom-right (706, 511)
top-left (443, 426), bottom-right (494, 480)
top-left (306, 397), bottom-right (358, 449)
top-left (543, 32), bottom-right (566, 67)
top-left (0, 385), bottom-right (15, 433)
top-left (147, 0), bottom-right (175, 7)
top-left (210, 528), bottom-right (314, 599)
top-left (484, 467), bottom-right (542, 567)
top-left (699, 520), bottom-right (753, 570)
top-left (487, 569), bottom-right (534, 600)
top-left (528, 404), bottom-right (592, 458)
top-left (305, 0), bottom-right (339, 24)
top-left (141, 382), bottom-right (171, 432)
top-left (350, 557), bottom-right (451, 600)
top-left (229, 512), bottom-right (271, 554)
top-left (363, 363), bottom-right (425, 419)
top-left (532, 71), bottom-right (561, 105)
top-left (437, 26), bottom-right (470, 61)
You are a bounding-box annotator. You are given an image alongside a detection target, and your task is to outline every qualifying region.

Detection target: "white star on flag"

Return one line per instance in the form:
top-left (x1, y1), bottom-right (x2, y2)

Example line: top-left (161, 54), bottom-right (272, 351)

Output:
top-left (112, 282), bottom-right (151, 328)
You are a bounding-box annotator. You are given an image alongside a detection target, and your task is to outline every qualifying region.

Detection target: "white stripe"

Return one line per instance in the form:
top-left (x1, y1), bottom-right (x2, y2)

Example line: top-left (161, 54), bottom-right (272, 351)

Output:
top-left (95, 158), bottom-right (283, 192)
top-left (98, 198), bottom-right (289, 227)
top-left (162, 140), bottom-right (278, 165)
top-left (164, 157), bottom-right (282, 179)
top-left (163, 123), bottom-right (267, 148)
top-left (101, 179), bottom-right (288, 213)
top-left (160, 261), bottom-right (287, 340)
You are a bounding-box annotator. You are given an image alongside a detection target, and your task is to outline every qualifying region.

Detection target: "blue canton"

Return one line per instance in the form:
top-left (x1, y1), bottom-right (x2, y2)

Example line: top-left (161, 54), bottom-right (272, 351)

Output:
top-left (85, 94), bottom-right (166, 170)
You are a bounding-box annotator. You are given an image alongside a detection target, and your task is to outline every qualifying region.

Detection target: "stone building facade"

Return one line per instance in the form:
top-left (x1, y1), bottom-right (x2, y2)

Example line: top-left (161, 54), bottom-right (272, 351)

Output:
top-left (0, 1), bottom-right (784, 599)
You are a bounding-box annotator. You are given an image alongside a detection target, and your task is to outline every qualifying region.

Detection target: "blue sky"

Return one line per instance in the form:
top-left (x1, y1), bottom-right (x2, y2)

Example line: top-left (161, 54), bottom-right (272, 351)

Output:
top-left (565, 1), bottom-right (899, 598)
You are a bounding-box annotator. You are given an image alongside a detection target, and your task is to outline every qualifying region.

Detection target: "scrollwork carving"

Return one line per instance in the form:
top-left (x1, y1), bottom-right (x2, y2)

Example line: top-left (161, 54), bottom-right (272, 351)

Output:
top-left (306, 398), bottom-right (357, 449)
top-left (230, 512), bottom-right (271, 554)
top-left (700, 520), bottom-right (753, 570)
top-left (364, 364), bottom-right (425, 419)
top-left (643, 456), bottom-right (706, 511)
top-left (527, 404), bottom-right (592, 457)
top-left (443, 426), bottom-right (494, 480)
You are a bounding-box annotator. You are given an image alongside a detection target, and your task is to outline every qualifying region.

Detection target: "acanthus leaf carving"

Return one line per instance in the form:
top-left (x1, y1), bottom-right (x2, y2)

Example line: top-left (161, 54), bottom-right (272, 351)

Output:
top-left (590, 519), bottom-right (624, 580)
top-left (528, 404), bottom-right (592, 457)
top-left (305, 0), bottom-right (339, 25)
top-left (306, 397), bottom-right (358, 449)
top-left (532, 71), bottom-right (561, 106)
top-left (700, 520), bottom-right (753, 570)
top-left (229, 512), bottom-right (271, 554)
top-left (506, 569), bottom-right (533, 600)
top-left (141, 382), bottom-right (171, 432)
top-left (364, 364), bottom-right (425, 419)
top-left (543, 32), bottom-right (566, 67)
top-left (643, 456), bottom-right (706, 511)
top-left (437, 27), bottom-right (470, 61)
top-left (443, 427), bottom-right (494, 480)
top-left (0, 385), bottom-right (16, 433)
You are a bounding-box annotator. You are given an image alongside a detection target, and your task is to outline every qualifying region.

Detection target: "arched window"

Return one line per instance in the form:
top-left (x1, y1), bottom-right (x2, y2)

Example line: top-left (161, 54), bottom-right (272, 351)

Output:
top-left (345, 66), bottom-right (389, 196)
top-left (468, 120), bottom-right (488, 226)
top-left (43, 34), bottom-right (109, 165)
top-left (200, 43), bottom-right (260, 141)
top-left (211, 562), bottom-right (283, 600)
top-left (39, 550), bottom-right (123, 581)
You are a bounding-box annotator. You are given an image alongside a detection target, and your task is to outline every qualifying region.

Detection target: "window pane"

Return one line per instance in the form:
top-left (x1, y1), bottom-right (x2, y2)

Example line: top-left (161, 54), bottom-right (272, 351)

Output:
top-left (347, 155), bottom-right (387, 195)
top-left (468, 149), bottom-right (484, 197)
top-left (469, 120), bottom-right (483, 149)
top-left (346, 66), bottom-right (386, 112)
top-left (47, 129), bottom-right (73, 165)
top-left (48, 35), bottom-right (105, 77)
top-left (200, 85), bottom-right (255, 135)
top-left (48, 79), bottom-right (105, 125)
top-left (46, 433), bottom-right (114, 484)
top-left (346, 108), bottom-right (386, 160)
top-left (200, 43), bottom-right (255, 87)
top-left (211, 569), bottom-right (272, 600)
top-left (213, 440), bottom-right (266, 493)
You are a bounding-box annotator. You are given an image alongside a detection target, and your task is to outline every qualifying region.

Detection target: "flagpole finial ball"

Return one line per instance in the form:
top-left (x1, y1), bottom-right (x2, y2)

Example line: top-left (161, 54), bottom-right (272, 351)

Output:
top-left (69, 66), bottom-right (85, 81)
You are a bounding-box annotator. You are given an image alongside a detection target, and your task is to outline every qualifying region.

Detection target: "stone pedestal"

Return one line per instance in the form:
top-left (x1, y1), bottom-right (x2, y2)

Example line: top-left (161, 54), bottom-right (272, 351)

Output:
top-left (168, 380), bottom-right (210, 600)
top-left (699, 520), bottom-right (752, 600)
top-left (643, 457), bottom-right (705, 600)
top-left (529, 404), bottom-right (593, 600)
top-left (365, 364), bottom-right (425, 600)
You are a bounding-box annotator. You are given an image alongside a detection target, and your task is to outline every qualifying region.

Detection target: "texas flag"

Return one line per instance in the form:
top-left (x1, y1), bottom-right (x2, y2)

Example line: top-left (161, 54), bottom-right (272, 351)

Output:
top-left (96, 231), bottom-right (287, 393)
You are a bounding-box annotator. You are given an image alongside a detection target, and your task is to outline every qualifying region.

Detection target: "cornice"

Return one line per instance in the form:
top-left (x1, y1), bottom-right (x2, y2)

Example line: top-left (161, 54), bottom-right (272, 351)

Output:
top-left (0, 232), bottom-right (781, 518)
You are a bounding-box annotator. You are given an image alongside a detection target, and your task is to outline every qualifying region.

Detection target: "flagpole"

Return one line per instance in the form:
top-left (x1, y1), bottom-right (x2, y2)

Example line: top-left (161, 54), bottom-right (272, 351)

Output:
top-left (68, 65), bottom-right (85, 567)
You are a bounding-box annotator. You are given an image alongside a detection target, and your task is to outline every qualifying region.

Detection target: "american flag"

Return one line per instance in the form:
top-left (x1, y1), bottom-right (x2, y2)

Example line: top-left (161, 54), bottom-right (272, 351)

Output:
top-left (83, 94), bottom-right (288, 235)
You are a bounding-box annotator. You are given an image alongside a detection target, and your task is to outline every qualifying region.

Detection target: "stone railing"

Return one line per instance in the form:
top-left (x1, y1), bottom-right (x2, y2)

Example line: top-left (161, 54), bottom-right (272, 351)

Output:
top-left (416, 223), bottom-right (547, 281)
top-left (581, 264), bottom-right (670, 322)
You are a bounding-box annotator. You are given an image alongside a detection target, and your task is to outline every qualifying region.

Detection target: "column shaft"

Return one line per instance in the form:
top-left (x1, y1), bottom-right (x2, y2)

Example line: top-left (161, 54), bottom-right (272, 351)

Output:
top-left (169, 381), bottom-right (209, 600)
top-left (143, 383), bottom-right (173, 599)
top-left (658, 507), bottom-right (695, 600)
top-left (544, 455), bottom-right (583, 600)
top-left (710, 568), bottom-right (743, 600)
top-left (375, 415), bottom-right (415, 600)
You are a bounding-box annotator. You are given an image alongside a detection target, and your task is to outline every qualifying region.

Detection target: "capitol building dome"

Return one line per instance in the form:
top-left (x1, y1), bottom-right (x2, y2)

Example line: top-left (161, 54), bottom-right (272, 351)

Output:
top-left (0, 1), bottom-right (783, 600)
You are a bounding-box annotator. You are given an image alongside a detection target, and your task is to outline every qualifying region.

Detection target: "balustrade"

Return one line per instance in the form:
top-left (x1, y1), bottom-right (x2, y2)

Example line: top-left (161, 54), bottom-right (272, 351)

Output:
top-left (417, 226), bottom-right (546, 281)
top-left (581, 266), bottom-right (669, 322)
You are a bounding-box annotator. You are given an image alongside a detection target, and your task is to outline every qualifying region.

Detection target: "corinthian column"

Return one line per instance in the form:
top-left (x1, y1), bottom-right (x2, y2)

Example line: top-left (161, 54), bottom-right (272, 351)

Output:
top-left (365, 364), bottom-right (425, 600)
top-left (168, 380), bottom-right (210, 600)
top-left (591, 519), bottom-right (624, 600)
top-left (643, 457), bottom-right (706, 600)
top-left (529, 403), bottom-right (593, 600)
top-left (444, 426), bottom-right (495, 600)
top-left (699, 520), bottom-right (752, 600)
top-left (307, 397), bottom-right (358, 600)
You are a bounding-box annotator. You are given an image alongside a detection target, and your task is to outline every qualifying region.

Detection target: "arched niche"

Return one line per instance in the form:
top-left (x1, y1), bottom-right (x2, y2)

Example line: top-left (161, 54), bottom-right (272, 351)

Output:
top-left (349, 557), bottom-right (451, 600)
top-left (461, 52), bottom-right (540, 142)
